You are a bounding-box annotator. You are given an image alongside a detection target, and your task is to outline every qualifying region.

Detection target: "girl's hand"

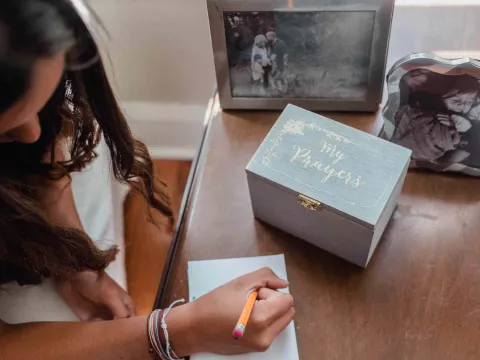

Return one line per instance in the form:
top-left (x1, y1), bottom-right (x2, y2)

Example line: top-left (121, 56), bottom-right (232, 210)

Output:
top-left (437, 114), bottom-right (452, 127)
top-left (167, 267), bottom-right (295, 357)
top-left (451, 115), bottom-right (472, 133)
top-left (58, 271), bottom-right (136, 321)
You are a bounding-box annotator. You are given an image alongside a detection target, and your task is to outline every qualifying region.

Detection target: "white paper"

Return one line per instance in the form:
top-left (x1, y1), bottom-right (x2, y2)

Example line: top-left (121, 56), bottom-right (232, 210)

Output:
top-left (188, 254), bottom-right (299, 360)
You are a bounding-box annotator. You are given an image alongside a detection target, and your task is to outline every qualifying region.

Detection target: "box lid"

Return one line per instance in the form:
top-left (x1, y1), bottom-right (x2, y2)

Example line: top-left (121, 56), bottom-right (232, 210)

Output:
top-left (246, 104), bottom-right (412, 229)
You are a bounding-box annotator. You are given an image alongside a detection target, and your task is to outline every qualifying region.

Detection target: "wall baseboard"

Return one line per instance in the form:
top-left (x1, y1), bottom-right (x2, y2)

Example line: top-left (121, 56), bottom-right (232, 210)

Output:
top-left (147, 147), bottom-right (197, 160)
top-left (122, 101), bottom-right (205, 160)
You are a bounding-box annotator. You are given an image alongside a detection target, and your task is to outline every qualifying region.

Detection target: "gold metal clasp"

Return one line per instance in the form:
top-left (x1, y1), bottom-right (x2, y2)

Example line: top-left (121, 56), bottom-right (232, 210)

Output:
top-left (297, 194), bottom-right (323, 211)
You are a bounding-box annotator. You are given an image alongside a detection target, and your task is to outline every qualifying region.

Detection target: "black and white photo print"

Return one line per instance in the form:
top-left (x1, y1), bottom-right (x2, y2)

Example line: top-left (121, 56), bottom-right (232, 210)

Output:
top-left (382, 54), bottom-right (480, 176)
top-left (223, 11), bottom-right (375, 100)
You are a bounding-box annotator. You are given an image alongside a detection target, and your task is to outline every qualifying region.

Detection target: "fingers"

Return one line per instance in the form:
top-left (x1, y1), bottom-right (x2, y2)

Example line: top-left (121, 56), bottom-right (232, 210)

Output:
top-left (266, 307), bottom-right (295, 340)
top-left (255, 288), bottom-right (294, 324)
top-left (257, 288), bottom-right (291, 303)
top-left (104, 292), bottom-right (131, 320)
top-left (58, 284), bottom-right (97, 321)
top-left (248, 293), bottom-right (295, 352)
top-left (124, 294), bottom-right (137, 317)
top-left (243, 267), bottom-right (289, 290)
top-left (63, 293), bottom-right (93, 321)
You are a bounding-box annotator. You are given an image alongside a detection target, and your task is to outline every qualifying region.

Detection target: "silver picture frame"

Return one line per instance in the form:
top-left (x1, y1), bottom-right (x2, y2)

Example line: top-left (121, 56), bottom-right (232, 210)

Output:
top-left (382, 53), bottom-right (480, 177)
top-left (207, 0), bottom-right (395, 111)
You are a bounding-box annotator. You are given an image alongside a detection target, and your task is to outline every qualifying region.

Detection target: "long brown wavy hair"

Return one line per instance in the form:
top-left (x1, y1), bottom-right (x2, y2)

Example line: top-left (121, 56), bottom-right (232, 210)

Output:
top-left (0, 0), bottom-right (173, 285)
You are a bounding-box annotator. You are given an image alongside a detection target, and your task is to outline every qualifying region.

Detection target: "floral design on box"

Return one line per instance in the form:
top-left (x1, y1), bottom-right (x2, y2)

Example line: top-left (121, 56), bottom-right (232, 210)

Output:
top-left (262, 119), bottom-right (357, 166)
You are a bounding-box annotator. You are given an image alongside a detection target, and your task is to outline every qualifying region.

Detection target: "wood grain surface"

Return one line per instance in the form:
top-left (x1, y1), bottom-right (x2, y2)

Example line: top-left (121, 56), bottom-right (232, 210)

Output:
top-left (158, 4), bottom-right (480, 359)
top-left (160, 108), bottom-right (480, 359)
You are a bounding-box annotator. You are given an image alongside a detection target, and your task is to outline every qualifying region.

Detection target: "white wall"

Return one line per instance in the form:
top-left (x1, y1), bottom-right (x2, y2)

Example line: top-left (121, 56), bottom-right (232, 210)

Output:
top-left (87, 0), bottom-right (215, 158)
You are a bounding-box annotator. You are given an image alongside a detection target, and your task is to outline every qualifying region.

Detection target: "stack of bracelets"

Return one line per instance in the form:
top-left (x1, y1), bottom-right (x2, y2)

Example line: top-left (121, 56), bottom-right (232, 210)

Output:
top-left (147, 299), bottom-right (185, 360)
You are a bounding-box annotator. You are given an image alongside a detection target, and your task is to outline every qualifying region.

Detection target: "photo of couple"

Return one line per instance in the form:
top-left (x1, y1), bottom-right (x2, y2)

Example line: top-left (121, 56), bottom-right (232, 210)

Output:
top-left (391, 69), bottom-right (480, 170)
top-left (223, 11), bottom-right (375, 99)
top-left (250, 31), bottom-right (288, 94)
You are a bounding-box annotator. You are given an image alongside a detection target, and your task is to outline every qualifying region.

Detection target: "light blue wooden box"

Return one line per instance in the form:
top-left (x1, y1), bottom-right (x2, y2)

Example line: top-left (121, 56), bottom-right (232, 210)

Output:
top-left (246, 105), bottom-right (412, 268)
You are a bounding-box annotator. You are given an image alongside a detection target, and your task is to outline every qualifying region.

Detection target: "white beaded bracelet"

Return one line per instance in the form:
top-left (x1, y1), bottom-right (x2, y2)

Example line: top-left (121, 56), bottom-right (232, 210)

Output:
top-left (147, 310), bottom-right (164, 359)
top-left (161, 299), bottom-right (186, 360)
top-left (147, 299), bottom-right (186, 360)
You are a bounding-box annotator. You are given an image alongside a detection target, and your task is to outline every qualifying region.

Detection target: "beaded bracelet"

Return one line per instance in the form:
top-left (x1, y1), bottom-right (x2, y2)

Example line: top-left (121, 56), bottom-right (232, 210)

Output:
top-left (161, 299), bottom-right (185, 359)
top-left (147, 299), bottom-right (186, 360)
top-left (147, 310), bottom-right (165, 360)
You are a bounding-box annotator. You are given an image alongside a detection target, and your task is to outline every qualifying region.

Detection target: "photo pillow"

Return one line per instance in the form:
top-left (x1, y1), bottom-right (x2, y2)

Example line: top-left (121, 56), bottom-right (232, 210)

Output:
top-left (382, 54), bottom-right (480, 177)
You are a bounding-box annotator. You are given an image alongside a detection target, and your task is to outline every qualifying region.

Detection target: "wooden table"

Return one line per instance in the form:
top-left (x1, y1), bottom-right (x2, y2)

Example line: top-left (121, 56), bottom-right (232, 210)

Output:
top-left (155, 4), bottom-right (480, 359)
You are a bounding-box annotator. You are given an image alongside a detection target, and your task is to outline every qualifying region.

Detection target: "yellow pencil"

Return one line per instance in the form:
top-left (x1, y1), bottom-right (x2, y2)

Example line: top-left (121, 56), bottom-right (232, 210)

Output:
top-left (232, 290), bottom-right (258, 339)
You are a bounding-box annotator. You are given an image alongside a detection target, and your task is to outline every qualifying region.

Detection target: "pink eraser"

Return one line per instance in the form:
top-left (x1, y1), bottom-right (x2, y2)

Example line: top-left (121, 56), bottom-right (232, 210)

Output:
top-left (232, 325), bottom-right (245, 339)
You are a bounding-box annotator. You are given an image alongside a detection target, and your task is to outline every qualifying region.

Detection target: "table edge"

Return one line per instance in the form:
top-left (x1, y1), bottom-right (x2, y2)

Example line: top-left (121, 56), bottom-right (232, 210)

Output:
top-left (152, 89), bottom-right (217, 310)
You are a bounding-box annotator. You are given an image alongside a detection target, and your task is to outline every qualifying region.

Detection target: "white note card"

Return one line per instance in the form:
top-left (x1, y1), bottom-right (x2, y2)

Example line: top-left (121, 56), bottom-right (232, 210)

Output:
top-left (188, 254), bottom-right (299, 360)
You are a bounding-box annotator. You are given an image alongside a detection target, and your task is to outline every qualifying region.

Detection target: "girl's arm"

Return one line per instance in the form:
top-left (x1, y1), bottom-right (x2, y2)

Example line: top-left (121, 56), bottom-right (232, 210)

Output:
top-left (0, 268), bottom-right (295, 359)
top-left (0, 305), bottom-right (195, 360)
top-left (31, 145), bottom-right (136, 320)
top-left (0, 317), bottom-right (152, 360)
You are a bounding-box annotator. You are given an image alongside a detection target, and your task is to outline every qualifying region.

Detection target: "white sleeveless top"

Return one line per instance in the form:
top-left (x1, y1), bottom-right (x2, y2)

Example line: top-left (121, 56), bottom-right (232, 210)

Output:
top-left (0, 139), bottom-right (129, 324)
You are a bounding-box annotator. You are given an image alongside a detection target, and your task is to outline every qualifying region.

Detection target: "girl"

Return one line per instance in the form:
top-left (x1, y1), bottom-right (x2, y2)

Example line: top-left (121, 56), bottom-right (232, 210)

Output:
top-left (0, 1), bottom-right (295, 359)
top-left (251, 34), bottom-right (271, 90)
top-left (392, 69), bottom-right (479, 165)
top-left (251, 53), bottom-right (265, 94)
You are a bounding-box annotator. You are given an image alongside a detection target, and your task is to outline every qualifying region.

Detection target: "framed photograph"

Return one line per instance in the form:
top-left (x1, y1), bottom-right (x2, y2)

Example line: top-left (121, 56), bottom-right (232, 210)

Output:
top-left (382, 53), bottom-right (480, 177)
top-left (207, 0), bottom-right (395, 111)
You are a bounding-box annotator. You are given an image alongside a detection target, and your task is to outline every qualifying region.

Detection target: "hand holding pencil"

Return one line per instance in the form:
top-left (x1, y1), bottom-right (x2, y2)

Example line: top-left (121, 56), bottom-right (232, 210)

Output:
top-left (233, 290), bottom-right (259, 339)
top-left (184, 267), bottom-right (295, 355)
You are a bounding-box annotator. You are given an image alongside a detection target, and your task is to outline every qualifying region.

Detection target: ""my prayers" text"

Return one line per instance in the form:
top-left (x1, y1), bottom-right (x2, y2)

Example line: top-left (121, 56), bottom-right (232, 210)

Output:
top-left (289, 142), bottom-right (364, 188)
